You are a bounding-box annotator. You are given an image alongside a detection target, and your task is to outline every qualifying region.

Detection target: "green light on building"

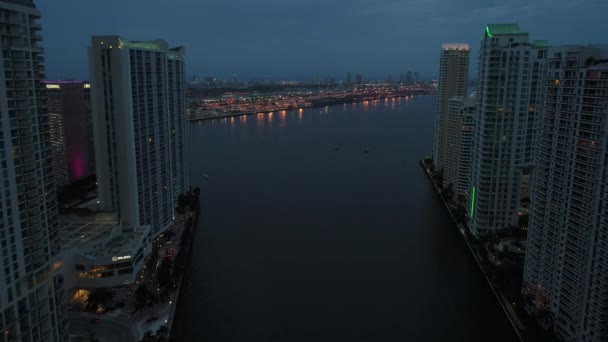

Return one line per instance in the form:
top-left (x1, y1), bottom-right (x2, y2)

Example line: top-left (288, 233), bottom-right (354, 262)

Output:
top-left (486, 26), bottom-right (492, 38)
top-left (470, 186), bottom-right (477, 219)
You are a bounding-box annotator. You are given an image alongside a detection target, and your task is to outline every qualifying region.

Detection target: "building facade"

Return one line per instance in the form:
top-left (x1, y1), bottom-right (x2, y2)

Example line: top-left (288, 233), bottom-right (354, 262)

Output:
top-left (468, 24), bottom-right (547, 236)
top-left (444, 96), bottom-right (476, 201)
top-left (59, 213), bottom-right (151, 291)
top-left (523, 45), bottom-right (608, 342)
top-left (44, 80), bottom-right (94, 190)
top-left (89, 36), bottom-right (187, 237)
top-left (0, 0), bottom-right (68, 341)
top-left (432, 44), bottom-right (469, 178)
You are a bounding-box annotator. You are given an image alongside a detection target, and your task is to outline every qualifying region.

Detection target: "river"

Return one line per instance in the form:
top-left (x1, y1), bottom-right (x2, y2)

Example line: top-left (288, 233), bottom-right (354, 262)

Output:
top-left (171, 96), bottom-right (518, 341)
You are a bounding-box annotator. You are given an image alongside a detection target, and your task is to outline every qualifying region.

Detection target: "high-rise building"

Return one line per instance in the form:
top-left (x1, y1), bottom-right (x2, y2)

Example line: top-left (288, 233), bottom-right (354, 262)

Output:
top-left (406, 70), bottom-right (413, 83)
top-left (0, 0), bottom-right (68, 340)
top-left (523, 45), bottom-right (608, 342)
top-left (355, 73), bottom-right (363, 85)
top-left (431, 43), bottom-right (470, 178)
top-left (468, 24), bottom-right (547, 236)
top-left (444, 96), bottom-right (476, 201)
top-left (43, 80), bottom-right (94, 190)
top-left (89, 36), bottom-right (187, 237)
top-left (400, 72), bottom-right (405, 83)
top-left (346, 72), bottom-right (352, 84)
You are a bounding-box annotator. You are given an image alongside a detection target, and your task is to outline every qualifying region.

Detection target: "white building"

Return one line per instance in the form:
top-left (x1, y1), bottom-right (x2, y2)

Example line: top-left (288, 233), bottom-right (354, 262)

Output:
top-left (432, 43), bottom-right (469, 177)
top-left (468, 24), bottom-right (547, 236)
top-left (444, 96), bottom-right (476, 201)
top-left (59, 213), bottom-right (151, 290)
top-left (0, 0), bottom-right (68, 340)
top-left (523, 45), bottom-right (608, 342)
top-left (89, 36), bottom-right (187, 238)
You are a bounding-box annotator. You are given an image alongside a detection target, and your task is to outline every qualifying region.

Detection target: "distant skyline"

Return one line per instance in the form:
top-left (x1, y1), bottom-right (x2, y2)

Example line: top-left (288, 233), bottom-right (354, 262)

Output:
top-left (40, 0), bottom-right (608, 80)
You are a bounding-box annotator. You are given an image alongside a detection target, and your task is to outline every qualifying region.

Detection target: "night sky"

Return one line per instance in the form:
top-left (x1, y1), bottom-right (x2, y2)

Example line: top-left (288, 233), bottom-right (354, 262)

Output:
top-left (39, 0), bottom-right (608, 81)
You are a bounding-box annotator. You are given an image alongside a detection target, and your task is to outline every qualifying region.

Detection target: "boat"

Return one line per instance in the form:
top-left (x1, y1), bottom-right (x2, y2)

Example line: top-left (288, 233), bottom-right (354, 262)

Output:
top-left (202, 173), bottom-right (209, 178)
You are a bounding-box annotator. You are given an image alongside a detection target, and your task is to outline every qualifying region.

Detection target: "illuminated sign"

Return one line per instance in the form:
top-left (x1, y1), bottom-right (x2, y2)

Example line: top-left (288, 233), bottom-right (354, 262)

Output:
top-left (84, 83), bottom-right (91, 89)
top-left (111, 255), bottom-right (131, 262)
top-left (46, 84), bottom-right (60, 89)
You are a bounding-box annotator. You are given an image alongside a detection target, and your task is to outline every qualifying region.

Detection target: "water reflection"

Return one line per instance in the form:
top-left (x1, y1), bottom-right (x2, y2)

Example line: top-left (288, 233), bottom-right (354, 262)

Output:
top-left (256, 113), bottom-right (264, 129)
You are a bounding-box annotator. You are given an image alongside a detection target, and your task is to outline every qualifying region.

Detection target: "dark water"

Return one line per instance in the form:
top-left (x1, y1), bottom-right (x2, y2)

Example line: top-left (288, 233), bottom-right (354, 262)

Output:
top-left (172, 96), bottom-right (517, 341)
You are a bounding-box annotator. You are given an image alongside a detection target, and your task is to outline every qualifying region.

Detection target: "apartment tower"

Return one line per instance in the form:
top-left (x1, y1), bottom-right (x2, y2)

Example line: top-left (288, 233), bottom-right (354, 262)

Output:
top-left (444, 95), bottom-right (476, 201)
top-left (523, 45), bottom-right (608, 342)
top-left (89, 36), bottom-right (187, 237)
top-left (44, 80), bottom-right (94, 190)
top-left (0, 0), bottom-right (68, 340)
top-left (432, 44), bottom-right (469, 179)
top-left (469, 24), bottom-right (547, 236)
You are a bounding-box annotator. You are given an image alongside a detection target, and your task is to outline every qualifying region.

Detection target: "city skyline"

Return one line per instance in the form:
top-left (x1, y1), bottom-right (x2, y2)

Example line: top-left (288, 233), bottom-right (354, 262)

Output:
top-left (38, 0), bottom-right (608, 80)
top-left (3, 0), bottom-right (608, 341)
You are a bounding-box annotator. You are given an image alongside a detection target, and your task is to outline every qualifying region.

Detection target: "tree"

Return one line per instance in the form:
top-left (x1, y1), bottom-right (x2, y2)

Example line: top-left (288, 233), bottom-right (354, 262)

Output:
top-left (177, 194), bottom-right (188, 208)
top-left (157, 259), bottom-right (173, 288)
top-left (173, 251), bottom-right (187, 278)
top-left (135, 285), bottom-right (156, 309)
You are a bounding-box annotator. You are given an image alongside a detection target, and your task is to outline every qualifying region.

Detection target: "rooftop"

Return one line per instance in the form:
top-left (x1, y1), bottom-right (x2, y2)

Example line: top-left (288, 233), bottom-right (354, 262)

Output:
top-left (60, 212), bottom-right (150, 259)
top-left (60, 213), bottom-right (118, 249)
top-left (485, 24), bottom-right (523, 37)
top-left (78, 227), bottom-right (149, 259)
top-left (442, 43), bottom-right (470, 51)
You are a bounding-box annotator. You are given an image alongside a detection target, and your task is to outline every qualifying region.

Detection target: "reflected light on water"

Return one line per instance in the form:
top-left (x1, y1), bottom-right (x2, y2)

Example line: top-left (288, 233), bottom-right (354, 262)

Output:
top-left (268, 112), bottom-right (273, 123)
top-left (298, 108), bottom-right (303, 121)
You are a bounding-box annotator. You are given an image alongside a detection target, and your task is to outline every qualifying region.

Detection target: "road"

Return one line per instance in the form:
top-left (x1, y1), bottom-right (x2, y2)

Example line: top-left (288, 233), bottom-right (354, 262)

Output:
top-left (69, 313), bottom-right (135, 342)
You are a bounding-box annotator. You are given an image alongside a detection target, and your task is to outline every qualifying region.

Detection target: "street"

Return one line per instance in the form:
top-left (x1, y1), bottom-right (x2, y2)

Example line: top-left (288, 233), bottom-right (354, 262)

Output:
top-left (69, 313), bottom-right (135, 342)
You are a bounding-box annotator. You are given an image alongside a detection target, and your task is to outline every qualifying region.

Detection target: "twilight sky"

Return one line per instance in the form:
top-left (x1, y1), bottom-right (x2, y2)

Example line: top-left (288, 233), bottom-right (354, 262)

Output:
top-left (39, 0), bottom-right (608, 81)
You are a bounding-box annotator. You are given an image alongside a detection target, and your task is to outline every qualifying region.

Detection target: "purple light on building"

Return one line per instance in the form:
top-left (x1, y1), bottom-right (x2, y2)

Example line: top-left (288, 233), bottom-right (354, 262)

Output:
top-left (45, 80), bottom-right (95, 189)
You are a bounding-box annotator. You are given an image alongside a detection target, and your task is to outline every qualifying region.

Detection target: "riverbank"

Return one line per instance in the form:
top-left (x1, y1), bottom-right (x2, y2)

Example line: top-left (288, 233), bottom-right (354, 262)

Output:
top-left (419, 159), bottom-right (526, 342)
top-left (165, 194), bottom-right (201, 340)
top-left (188, 93), bottom-right (432, 122)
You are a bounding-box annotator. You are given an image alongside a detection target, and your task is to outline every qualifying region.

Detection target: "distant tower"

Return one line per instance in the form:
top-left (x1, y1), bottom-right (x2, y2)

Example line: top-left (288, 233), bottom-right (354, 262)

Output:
top-left (523, 45), bottom-right (608, 342)
top-left (90, 36), bottom-right (188, 237)
top-left (400, 72), bottom-right (405, 83)
top-left (406, 70), bottom-right (413, 83)
top-left (346, 72), bottom-right (352, 84)
top-left (469, 24), bottom-right (547, 236)
top-left (232, 74), bottom-right (238, 85)
top-left (356, 73), bottom-right (363, 85)
top-left (432, 44), bottom-right (470, 180)
top-left (44, 80), bottom-right (95, 191)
